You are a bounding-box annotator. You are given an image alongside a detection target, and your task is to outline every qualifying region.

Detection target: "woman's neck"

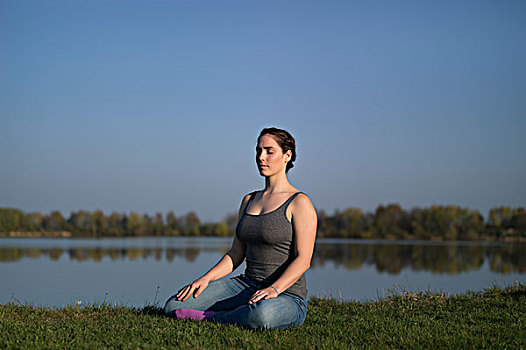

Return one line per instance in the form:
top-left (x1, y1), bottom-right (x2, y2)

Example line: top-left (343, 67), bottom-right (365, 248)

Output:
top-left (263, 172), bottom-right (291, 193)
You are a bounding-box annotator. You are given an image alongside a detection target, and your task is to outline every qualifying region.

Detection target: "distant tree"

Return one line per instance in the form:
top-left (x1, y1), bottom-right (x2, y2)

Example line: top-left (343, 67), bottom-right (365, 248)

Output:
top-left (224, 213), bottom-right (238, 234)
top-left (410, 205), bottom-right (461, 240)
top-left (48, 211), bottom-right (66, 231)
top-left (182, 212), bottom-right (200, 236)
top-left (457, 208), bottom-right (484, 240)
top-left (154, 212), bottom-right (164, 236)
top-left (316, 209), bottom-right (330, 237)
top-left (340, 208), bottom-right (365, 238)
top-left (375, 204), bottom-right (406, 239)
top-left (92, 210), bottom-right (107, 236)
top-left (27, 212), bottom-right (44, 232)
top-left (0, 208), bottom-right (26, 232)
top-left (107, 212), bottom-right (125, 236)
top-left (68, 210), bottom-right (93, 236)
top-left (214, 221), bottom-right (231, 236)
top-left (127, 212), bottom-right (147, 236)
top-left (143, 213), bottom-right (154, 235)
top-left (428, 206), bottom-right (457, 239)
top-left (488, 207), bottom-right (513, 228)
top-left (330, 209), bottom-right (344, 238)
top-left (166, 211), bottom-right (180, 235)
top-left (511, 208), bottom-right (526, 236)
top-left (443, 206), bottom-right (459, 240)
top-left (423, 206), bottom-right (446, 238)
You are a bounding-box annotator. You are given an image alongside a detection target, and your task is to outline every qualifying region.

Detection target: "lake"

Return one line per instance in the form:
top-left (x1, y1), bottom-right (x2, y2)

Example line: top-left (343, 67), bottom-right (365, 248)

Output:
top-left (1, 237), bottom-right (524, 308)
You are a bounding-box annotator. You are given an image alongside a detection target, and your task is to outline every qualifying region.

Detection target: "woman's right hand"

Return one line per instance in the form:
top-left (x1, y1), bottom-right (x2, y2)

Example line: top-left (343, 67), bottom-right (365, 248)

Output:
top-left (175, 276), bottom-right (210, 301)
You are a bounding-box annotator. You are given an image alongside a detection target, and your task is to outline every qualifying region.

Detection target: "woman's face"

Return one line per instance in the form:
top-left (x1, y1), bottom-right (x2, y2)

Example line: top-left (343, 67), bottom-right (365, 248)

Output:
top-left (256, 134), bottom-right (290, 177)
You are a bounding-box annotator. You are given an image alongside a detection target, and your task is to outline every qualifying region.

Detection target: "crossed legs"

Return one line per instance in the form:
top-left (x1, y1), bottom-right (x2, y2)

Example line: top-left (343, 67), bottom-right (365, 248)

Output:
top-left (164, 275), bottom-right (307, 330)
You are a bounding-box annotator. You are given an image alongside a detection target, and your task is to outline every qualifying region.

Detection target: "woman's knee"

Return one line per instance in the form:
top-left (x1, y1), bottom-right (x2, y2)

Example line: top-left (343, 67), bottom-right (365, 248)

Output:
top-left (245, 301), bottom-right (292, 330)
top-left (164, 295), bottom-right (183, 316)
top-left (244, 297), bottom-right (306, 330)
top-left (245, 306), bottom-right (274, 329)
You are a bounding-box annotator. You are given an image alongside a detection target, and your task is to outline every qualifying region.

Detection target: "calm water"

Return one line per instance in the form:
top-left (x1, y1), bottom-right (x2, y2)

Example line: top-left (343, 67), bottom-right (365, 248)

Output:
top-left (1, 237), bottom-right (524, 307)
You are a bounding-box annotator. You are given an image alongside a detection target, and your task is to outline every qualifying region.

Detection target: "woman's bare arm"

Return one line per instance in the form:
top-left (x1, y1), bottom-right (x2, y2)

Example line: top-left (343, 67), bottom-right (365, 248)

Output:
top-left (248, 193), bottom-right (317, 304)
top-left (175, 194), bottom-right (250, 301)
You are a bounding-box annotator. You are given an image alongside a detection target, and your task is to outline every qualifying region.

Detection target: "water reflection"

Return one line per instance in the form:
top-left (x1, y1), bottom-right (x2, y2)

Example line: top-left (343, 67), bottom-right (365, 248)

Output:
top-left (1, 239), bottom-right (524, 275)
top-left (311, 242), bottom-right (525, 275)
top-left (0, 247), bottom-right (228, 263)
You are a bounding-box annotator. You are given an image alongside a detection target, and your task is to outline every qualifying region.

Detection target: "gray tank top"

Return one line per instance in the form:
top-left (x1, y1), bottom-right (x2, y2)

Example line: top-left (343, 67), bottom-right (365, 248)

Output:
top-left (236, 191), bottom-right (307, 299)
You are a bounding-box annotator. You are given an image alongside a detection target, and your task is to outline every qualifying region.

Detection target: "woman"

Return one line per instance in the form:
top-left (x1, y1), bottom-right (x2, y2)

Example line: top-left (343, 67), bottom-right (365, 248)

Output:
top-left (164, 127), bottom-right (318, 330)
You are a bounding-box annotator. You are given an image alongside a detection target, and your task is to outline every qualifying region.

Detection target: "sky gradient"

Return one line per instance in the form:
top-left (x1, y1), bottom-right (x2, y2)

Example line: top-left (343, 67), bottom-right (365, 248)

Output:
top-left (1, 0), bottom-right (525, 222)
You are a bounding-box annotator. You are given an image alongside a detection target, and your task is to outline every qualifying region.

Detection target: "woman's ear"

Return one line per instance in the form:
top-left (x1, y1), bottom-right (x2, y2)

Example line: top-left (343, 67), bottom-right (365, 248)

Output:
top-left (284, 150), bottom-right (292, 162)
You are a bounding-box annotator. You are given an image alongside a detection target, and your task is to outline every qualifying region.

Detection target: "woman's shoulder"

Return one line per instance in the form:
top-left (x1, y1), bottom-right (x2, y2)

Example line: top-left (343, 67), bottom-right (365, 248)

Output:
top-left (242, 190), bottom-right (260, 202)
top-left (289, 191), bottom-right (316, 215)
top-left (291, 191), bottom-right (313, 205)
top-left (239, 190), bottom-right (260, 211)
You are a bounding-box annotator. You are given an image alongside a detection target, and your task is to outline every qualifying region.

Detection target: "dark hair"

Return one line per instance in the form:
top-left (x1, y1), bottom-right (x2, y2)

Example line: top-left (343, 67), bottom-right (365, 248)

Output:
top-left (258, 127), bottom-right (296, 173)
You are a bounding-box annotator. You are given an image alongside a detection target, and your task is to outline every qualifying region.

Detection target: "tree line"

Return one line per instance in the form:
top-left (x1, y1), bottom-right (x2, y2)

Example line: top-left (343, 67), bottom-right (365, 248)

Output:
top-left (317, 204), bottom-right (525, 241)
top-left (0, 204), bottom-right (524, 241)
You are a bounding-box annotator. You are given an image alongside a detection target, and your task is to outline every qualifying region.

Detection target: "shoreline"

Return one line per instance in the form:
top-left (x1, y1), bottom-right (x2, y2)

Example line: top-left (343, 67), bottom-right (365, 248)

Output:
top-left (1, 231), bottom-right (525, 243)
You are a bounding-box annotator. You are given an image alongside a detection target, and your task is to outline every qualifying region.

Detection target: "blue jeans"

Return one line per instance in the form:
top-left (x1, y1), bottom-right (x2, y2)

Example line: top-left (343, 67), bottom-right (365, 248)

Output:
top-left (164, 274), bottom-right (308, 330)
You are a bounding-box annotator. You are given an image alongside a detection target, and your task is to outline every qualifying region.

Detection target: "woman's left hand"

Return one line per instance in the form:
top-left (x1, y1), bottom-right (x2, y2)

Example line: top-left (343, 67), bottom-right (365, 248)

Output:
top-left (248, 286), bottom-right (278, 304)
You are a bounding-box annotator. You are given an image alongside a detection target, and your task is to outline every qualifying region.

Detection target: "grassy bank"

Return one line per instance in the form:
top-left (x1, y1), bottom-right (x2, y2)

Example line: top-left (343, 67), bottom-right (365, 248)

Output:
top-left (1, 284), bottom-right (524, 349)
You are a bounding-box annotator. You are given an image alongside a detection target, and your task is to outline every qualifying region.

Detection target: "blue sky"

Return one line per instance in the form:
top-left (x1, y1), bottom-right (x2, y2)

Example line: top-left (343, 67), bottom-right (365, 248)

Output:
top-left (1, 0), bottom-right (525, 222)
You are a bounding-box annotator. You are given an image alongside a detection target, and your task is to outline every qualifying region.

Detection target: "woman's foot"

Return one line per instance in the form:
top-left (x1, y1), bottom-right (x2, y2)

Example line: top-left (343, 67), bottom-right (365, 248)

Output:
top-left (174, 308), bottom-right (216, 321)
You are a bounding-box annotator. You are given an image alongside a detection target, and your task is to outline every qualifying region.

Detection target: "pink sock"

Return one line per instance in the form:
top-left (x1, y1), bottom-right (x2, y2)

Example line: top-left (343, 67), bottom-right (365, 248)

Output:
top-left (174, 309), bottom-right (216, 321)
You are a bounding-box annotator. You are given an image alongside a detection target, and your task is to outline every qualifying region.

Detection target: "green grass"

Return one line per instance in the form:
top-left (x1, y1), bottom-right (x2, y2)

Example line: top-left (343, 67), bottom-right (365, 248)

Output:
top-left (1, 284), bottom-right (525, 349)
